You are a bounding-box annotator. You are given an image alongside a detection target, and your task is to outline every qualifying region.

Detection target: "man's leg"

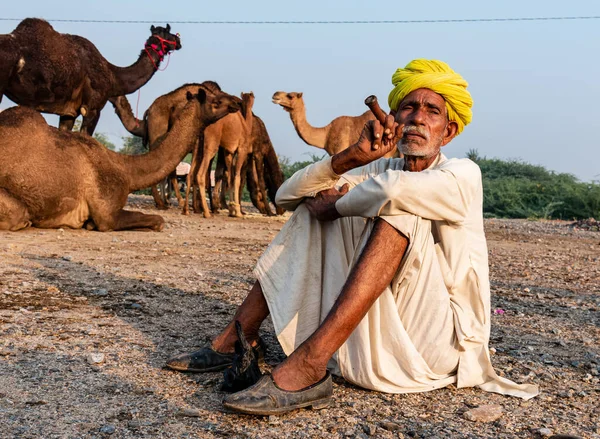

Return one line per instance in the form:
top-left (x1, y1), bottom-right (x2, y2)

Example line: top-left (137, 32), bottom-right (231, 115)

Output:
top-left (272, 218), bottom-right (408, 391)
top-left (211, 280), bottom-right (269, 353)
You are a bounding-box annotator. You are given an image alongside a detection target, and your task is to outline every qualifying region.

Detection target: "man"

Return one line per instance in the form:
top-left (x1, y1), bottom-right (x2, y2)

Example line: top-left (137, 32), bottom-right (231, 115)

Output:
top-left (167, 59), bottom-right (539, 414)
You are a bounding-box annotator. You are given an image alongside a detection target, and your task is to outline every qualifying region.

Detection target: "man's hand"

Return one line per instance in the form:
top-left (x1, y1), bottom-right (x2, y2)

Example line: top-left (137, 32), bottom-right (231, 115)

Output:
top-left (304, 184), bottom-right (350, 221)
top-left (331, 114), bottom-right (402, 175)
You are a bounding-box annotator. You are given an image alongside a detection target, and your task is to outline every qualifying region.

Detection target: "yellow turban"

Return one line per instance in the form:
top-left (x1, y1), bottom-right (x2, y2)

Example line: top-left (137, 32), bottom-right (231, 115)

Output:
top-left (388, 59), bottom-right (473, 135)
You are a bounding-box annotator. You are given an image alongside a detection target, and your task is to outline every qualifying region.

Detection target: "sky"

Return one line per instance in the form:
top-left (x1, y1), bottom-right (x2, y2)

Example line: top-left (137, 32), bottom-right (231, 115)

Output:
top-left (2, 1), bottom-right (599, 182)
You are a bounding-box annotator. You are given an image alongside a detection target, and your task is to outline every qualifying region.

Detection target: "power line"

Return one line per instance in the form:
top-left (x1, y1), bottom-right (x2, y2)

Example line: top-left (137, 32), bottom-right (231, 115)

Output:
top-left (0, 16), bottom-right (600, 25)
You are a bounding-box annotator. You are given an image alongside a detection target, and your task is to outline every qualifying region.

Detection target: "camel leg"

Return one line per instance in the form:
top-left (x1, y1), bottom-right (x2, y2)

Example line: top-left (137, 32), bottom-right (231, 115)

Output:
top-left (59, 115), bottom-right (77, 131)
top-left (152, 184), bottom-right (168, 210)
top-left (183, 139), bottom-right (201, 215)
top-left (171, 174), bottom-right (184, 207)
top-left (80, 109), bottom-right (101, 136)
top-left (95, 209), bottom-right (164, 232)
top-left (0, 189), bottom-right (31, 231)
top-left (229, 151), bottom-right (247, 218)
top-left (254, 154), bottom-right (273, 216)
top-left (212, 149), bottom-right (226, 212)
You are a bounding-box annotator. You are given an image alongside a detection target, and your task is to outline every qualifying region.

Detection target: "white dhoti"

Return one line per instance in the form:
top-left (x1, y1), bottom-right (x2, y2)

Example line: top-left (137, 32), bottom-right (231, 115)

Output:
top-left (254, 204), bottom-right (460, 394)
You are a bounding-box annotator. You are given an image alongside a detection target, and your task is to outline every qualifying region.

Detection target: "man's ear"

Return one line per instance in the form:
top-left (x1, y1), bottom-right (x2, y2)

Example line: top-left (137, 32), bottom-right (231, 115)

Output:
top-left (441, 121), bottom-right (459, 146)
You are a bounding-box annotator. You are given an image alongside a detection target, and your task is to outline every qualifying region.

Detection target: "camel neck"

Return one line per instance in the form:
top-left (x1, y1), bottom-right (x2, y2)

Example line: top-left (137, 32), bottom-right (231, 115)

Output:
top-left (117, 101), bottom-right (202, 191)
top-left (289, 103), bottom-right (329, 150)
top-left (110, 49), bottom-right (163, 96)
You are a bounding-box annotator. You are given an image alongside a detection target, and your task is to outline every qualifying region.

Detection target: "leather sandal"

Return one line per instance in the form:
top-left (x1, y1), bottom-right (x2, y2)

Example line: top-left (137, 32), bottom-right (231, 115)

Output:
top-left (222, 371), bottom-right (333, 416)
top-left (166, 338), bottom-right (267, 373)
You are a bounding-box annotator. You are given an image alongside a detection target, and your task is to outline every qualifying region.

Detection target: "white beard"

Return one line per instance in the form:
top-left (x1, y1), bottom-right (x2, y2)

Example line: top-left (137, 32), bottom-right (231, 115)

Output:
top-left (400, 142), bottom-right (440, 158)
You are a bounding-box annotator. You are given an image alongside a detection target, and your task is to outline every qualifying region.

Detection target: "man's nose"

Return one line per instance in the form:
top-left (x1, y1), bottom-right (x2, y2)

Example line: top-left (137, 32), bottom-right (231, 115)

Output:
top-left (409, 107), bottom-right (426, 125)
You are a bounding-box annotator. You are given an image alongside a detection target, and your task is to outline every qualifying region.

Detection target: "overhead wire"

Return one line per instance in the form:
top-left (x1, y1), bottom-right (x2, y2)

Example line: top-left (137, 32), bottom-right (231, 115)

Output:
top-left (0, 16), bottom-right (599, 25)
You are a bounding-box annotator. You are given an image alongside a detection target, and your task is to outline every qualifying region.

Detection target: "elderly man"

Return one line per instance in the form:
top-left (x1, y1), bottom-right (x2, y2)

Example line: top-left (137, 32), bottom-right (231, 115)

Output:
top-left (167, 59), bottom-right (538, 414)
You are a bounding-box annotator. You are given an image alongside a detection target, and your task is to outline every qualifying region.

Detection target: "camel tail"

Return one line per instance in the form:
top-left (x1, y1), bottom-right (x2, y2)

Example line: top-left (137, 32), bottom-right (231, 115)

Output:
top-left (109, 96), bottom-right (146, 138)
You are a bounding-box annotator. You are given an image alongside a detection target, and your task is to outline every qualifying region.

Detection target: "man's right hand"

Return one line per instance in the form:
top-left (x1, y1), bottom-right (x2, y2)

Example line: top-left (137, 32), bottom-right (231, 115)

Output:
top-left (331, 115), bottom-right (402, 175)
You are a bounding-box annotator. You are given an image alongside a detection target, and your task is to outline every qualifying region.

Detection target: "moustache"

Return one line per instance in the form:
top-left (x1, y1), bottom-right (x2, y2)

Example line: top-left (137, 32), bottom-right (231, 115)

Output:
top-left (402, 125), bottom-right (429, 140)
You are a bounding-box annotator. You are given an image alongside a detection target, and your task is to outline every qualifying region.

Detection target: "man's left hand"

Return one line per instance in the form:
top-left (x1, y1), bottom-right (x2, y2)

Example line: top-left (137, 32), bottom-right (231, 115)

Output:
top-left (304, 184), bottom-right (350, 221)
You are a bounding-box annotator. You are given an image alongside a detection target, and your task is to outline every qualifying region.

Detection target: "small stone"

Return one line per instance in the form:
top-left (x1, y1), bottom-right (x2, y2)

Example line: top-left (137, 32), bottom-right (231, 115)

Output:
top-left (92, 289), bottom-right (108, 296)
top-left (130, 303), bottom-right (142, 310)
top-left (524, 288), bottom-right (530, 293)
top-left (176, 408), bottom-right (201, 417)
top-left (361, 424), bottom-right (377, 436)
top-left (534, 428), bottom-right (553, 437)
top-left (99, 424), bottom-right (116, 435)
top-left (268, 415), bottom-right (280, 424)
top-left (87, 353), bottom-right (105, 364)
top-left (62, 255), bottom-right (72, 261)
top-left (380, 421), bottom-right (401, 431)
top-left (463, 405), bottom-right (503, 423)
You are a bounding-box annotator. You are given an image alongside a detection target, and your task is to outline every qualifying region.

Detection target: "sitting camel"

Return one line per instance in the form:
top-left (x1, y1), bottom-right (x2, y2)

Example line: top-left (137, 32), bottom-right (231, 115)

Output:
top-left (272, 91), bottom-right (380, 156)
top-left (110, 81), bottom-right (223, 210)
top-left (185, 92), bottom-right (254, 218)
top-left (0, 88), bottom-right (239, 231)
top-left (0, 18), bottom-right (181, 135)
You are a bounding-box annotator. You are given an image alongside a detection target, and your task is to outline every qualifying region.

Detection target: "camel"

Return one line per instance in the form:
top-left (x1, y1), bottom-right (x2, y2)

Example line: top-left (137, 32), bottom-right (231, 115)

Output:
top-left (0, 18), bottom-right (181, 135)
top-left (110, 81), bottom-right (223, 210)
top-left (0, 87), bottom-right (239, 232)
top-left (272, 91), bottom-right (379, 156)
top-left (211, 115), bottom-right (285, 216)
top-left (185, 92), bottom-right (254, 218)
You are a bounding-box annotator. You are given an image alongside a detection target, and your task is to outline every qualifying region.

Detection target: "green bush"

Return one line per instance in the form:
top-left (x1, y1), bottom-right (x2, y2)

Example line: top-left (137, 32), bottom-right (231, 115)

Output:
top-left (277, 150), bottom-right (599, 220)
top-left (476, 156), bottom-right (599, 220)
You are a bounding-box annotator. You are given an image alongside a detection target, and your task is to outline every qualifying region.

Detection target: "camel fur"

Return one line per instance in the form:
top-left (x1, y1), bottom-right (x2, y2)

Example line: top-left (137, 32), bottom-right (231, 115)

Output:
top-left (0, 18), bottom-right (181, 135)
top-left (0, 88), bottom-right (239, 232)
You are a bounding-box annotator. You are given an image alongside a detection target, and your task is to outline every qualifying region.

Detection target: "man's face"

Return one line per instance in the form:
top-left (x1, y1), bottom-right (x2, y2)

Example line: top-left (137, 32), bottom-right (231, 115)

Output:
top-left (394, 88), bottom-right (453, 158)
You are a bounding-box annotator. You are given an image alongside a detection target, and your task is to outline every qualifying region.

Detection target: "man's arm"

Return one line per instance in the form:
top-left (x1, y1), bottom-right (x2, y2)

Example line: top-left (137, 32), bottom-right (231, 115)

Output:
top-left (274, 157), bottom-right (342, 211)
top-left (335, 158), bottom-right (482, 224)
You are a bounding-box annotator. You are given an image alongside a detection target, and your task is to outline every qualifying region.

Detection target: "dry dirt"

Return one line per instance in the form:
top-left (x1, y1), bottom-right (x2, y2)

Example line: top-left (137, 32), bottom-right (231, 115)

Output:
top-left (1, 195), bottom-right (599, 439)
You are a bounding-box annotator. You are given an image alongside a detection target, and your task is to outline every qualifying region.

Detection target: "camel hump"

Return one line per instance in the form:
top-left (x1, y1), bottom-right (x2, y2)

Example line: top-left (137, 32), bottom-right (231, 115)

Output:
top-left (0, 106), bottom-right (46, 128)
top-left (13, 18), bottom-right (54, 34)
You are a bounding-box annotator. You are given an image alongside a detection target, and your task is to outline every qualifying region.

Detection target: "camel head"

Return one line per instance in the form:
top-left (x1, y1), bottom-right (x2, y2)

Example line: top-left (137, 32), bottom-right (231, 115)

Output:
top-left (148, 24), bottom-right (182, 53)
top-left (272, 91), bottom-right (304, 113)
top-left (241, 92), bottom-right (255, 118)
top-left (186, 88), bottom-right (240, 125)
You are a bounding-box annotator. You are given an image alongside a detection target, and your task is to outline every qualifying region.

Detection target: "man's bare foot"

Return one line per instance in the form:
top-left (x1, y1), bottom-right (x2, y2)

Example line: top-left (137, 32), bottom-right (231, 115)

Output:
top-left (271, 351), bottom-right (327, 391)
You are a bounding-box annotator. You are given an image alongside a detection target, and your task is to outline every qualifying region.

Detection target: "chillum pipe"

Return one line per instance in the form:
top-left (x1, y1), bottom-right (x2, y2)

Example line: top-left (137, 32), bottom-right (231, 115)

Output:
top-left (364, 95), bottom-right (390, 151)
top-left (364, 95), bottom-right (388, 124)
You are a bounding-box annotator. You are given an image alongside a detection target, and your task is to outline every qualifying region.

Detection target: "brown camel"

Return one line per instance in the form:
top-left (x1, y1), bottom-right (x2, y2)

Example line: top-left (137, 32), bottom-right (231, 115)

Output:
top-left (110, 81), bottom-right (223, 210)
top-left (272, 91), bottom-right (375, 156)
top-left (0, 18), bottom-right (181, 135)
top-left (0, 88), bottom-right (239, 232)
top-left (185, 92), bottom-right (254, 218)
top-left (212, 115), bottom-right (285, 216)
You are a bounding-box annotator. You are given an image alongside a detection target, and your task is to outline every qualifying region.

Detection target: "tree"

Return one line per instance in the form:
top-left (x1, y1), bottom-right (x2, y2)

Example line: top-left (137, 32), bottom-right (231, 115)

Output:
top-left (72, 119), bottom-right (116, 150)
top-left (93, 132), bottom-right (116, 151)
top-left (121, 135), bottom-right (146, 155)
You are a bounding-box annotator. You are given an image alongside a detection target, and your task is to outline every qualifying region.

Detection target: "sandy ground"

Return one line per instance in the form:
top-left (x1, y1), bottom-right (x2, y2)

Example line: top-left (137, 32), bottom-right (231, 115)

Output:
top-left (0, 195), bottom-right (598, 439)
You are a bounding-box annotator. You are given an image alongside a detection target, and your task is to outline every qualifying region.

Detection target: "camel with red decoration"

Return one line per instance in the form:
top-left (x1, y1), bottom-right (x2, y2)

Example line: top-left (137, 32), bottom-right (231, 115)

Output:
top-left (0, 18), bottom-right (181, 135)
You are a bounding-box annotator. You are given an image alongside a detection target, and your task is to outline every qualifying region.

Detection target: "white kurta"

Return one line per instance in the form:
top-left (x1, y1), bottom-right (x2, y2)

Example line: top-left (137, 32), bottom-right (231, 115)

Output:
top-left (254, 153), bottom-right (538, 400)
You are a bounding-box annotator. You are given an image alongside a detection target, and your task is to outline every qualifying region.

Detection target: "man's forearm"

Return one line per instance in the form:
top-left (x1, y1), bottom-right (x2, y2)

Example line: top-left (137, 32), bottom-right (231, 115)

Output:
top-left (274, 157), bottom-right (341, 211)
top-left (331, 145), bottom-right (364, 176)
